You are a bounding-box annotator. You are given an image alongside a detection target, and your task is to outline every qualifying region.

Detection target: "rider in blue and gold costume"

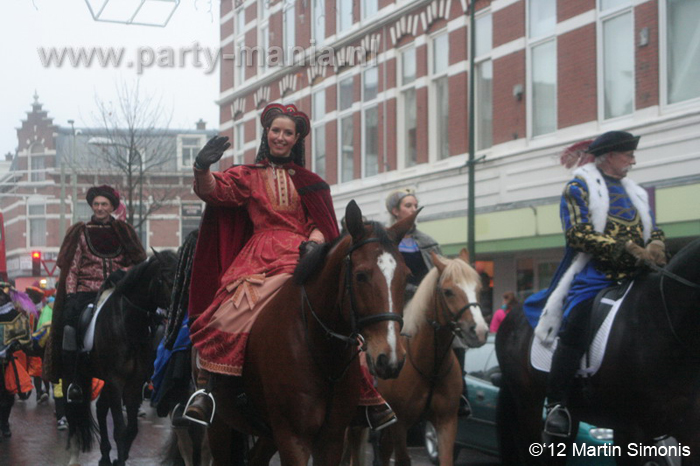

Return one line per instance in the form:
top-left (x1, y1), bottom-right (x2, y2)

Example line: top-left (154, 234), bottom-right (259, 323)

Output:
top-left (527, 131), bottom-right (667, 437)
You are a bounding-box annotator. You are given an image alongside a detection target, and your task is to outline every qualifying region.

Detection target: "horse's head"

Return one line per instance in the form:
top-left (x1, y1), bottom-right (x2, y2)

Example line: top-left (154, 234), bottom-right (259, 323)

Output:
top-left (403, 249), bottom-right (489, 348)
top-left (339, 200), bottom-right (416, 379)
top-left (148, 249), bottom-right (178, 310)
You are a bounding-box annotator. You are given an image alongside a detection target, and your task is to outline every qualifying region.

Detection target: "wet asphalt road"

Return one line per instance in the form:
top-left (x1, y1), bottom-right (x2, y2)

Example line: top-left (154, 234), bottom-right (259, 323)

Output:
top-left (0, 394), bottom-right (499, 466)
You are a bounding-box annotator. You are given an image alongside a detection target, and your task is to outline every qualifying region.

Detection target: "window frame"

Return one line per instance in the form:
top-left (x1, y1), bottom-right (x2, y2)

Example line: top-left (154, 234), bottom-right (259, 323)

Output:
top-left (397, 44), bottom-right (417, 169)
top-left (337, 72), bottom-right (356, 183)
top-left (428, 30), bottom-right (450, 161)
top-left (283, 0), bottom-right (295, 64)
top-left (177, 134), bottom-right (207, 170)
top-left (596, 0), bottom-right (635, 121)
top-left (474, 11), bottom-right (493, 151)
top-left (526, 0), bottom-right (557, 138)
top-left (311, 87), bottom-right (327, 179)
top-left (361, 66), bottom-right (380, 177)
top-left (27, 203), bottom-right (46, 247)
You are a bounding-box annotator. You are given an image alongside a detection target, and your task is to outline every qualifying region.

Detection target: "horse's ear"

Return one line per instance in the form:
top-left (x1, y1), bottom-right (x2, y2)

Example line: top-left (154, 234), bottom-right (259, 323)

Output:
top-left (345, 200), bottom-right (365, 242)
top-left (459, 248), bottom-right (470, 264)
top-left (388, 207), bottom-right (422, 245)
top-left (431, 250), bottom-right (447, 274)
top-left (151, 247), bottom-right (162, 262)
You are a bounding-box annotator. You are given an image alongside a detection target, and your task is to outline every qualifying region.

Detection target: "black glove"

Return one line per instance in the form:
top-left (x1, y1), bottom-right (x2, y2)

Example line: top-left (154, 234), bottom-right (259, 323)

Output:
top-left (299, 241), bottom-right (320, 258)
top-left (194, 136), bottom-right (231, 170)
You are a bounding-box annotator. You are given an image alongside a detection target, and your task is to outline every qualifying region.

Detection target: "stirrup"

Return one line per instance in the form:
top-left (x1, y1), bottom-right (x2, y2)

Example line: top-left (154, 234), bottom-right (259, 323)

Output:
top-left (182, 389), bottom-right (216, 427)
top-left (544, 404), bottom-right (572, 438)
top-left (66, 382), bottom-right (84, 404)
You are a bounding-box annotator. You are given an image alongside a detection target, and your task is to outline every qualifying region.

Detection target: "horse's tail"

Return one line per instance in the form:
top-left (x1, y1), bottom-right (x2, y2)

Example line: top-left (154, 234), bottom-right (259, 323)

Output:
top-left (65, 360), bottom-right (97, 452)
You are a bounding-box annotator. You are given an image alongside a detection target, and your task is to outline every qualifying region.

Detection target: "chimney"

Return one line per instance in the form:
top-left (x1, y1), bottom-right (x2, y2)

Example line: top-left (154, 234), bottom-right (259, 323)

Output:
top-left (196, 119), bottom-right (206, 130)
top-left (5, 152), bottom-right (13, 162)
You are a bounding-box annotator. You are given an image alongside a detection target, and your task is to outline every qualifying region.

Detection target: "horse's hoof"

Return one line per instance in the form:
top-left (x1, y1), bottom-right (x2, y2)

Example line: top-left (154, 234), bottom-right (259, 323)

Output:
top-left (98, 459), bottom-right (112, 466)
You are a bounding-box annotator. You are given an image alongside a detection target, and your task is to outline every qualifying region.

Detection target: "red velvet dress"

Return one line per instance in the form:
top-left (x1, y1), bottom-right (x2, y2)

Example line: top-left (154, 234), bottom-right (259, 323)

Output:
top-left (189, 163), bottom-right (325, 375)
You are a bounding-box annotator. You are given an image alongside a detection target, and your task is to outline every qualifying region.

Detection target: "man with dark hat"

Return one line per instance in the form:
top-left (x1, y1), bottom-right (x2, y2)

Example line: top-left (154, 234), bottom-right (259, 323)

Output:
top-left (526, 131), bottom-right (667, 437)
top-left (45, 185), bottom-right (146, 403)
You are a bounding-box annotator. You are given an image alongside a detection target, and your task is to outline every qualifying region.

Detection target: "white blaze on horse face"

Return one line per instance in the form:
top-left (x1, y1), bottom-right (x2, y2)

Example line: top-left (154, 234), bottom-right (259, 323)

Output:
top-left (462, 284), bottom-right (489, 340)
top-left (377, 252), bottom-right (400, 363)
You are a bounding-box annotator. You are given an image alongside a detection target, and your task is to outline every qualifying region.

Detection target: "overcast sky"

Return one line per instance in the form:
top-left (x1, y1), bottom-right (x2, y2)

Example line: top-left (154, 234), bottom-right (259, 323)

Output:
top-left (1, 0), bottom-right (221, 155)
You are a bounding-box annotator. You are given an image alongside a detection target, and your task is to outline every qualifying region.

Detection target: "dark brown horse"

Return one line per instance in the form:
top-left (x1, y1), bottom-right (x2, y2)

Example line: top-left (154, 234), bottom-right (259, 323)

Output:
top-left (348, 249), bottom-right (489, 466)
top-left (496, 238), bottom-right (700, 466)
top-left (206, 200), bottom-right (416, 465)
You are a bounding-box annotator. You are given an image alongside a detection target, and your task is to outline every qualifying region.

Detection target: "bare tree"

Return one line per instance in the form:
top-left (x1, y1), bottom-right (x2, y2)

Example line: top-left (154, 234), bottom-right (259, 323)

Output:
top-left (88, 80), bottom-right (184, 235)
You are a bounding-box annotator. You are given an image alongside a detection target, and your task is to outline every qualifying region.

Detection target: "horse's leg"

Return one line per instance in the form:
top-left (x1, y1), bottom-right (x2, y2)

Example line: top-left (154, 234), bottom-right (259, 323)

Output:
top-left (433, 415), bottom-right (458, 466)
top-left (377, 426), bottom-right (396, 466)
top-left (172, 424), bottom-right (196, 466)
top-left (95, 391), bottom-right (113, 466)
top-left (120, 401), bottom-right (140, 464)
top-left (67, 434), bottom-right (82, 466)
top-left (390, 422), bottom-right (411, 466)
top-left (105, 387), bottom-right (127, 466)
top-left (208, 416), bottom-right (248, 466)
top-left (498, 380), bottom-right (547, 465)
top-left (341, 426), bottom-right (367, 466)
top-left (248, 437), bottom-right (277, 466)
top-left (274, 430), bottom-right (312, 466)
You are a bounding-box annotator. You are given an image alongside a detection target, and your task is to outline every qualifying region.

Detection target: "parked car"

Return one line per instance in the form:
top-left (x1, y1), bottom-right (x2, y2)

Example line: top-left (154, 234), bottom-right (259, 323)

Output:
top-left (424, 334), bottom-right (678, 466)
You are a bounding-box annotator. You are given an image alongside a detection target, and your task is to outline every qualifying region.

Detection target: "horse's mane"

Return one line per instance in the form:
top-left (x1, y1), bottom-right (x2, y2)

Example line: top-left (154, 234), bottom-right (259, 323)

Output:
top-left (293, 221), bottom-right (395, 285)
top-left (115, 250), bottom-right (178, 294)
top-left (403, 256), bottom-right (482, 336)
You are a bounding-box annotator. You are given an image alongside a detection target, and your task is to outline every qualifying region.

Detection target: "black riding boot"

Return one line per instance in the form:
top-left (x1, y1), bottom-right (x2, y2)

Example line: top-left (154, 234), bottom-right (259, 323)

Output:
top-left (544, 342), bottom-right (583, 437)
top-left (0, 394), bottom-right (13, 438)
top-left (62, 350), bottom-right (84, 404)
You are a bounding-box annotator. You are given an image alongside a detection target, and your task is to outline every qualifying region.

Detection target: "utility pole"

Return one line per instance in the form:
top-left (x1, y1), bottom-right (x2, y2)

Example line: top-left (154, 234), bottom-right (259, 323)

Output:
top-left (467, 0), bottom-right (477, 263)
top-left (59, 121), bottom-right (71, 235)
top-left (70, 120), bottom-right (78, 224)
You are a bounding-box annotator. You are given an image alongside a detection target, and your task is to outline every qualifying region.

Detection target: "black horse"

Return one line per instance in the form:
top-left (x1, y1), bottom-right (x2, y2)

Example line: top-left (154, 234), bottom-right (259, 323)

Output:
top-left (66, 250), bottom-right (177, 466)
top-left (496, 238), bottom-right (700, 466)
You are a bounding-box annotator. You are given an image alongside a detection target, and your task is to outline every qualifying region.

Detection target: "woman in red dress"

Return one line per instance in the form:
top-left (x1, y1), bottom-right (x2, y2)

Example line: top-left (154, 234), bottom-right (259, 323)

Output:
top-left (185, 103), bottom-right (395, 430)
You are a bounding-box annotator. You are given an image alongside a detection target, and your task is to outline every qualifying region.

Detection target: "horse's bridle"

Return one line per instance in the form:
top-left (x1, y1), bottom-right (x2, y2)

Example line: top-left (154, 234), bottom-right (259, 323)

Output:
top-left (649, 262), bottom-right (700, 357)
top-left (301, 237), bottom-right (404, 349)
top-left (432, 282), bottom-right (482, 339)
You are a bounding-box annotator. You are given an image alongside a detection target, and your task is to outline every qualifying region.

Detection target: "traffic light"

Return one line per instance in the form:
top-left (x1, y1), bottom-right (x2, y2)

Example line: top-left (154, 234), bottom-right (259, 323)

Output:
top-left (31, 251), bottom-right (41, 276)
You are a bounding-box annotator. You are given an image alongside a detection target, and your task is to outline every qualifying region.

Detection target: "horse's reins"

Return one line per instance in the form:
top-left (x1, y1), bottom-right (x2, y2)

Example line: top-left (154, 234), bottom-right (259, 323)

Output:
top-left (300, 237), bottom-right (404, 381)
top-left (408, 280), bottom-right (479, 421)
top-left (648, 261), bottom-right (700, 357)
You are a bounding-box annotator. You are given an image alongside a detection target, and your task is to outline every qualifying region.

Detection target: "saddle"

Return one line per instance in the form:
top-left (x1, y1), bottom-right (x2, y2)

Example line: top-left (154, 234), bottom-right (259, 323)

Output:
top-left (530, 280), bottom-right (634, 376)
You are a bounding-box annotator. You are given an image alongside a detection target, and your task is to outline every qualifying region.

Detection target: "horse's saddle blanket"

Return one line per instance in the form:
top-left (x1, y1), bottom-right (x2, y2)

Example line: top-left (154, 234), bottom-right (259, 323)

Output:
top-left (530, 281), bottom-right (634, 376)
top-left (82, 289), bottom-right (115, 352)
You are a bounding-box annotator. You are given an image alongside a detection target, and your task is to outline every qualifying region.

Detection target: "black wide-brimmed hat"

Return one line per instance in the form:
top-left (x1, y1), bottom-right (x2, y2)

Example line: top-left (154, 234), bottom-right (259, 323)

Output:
top-left (586, 131), bottom-right (640, 157)
top-left (86, 185), bottom-right (120, 210)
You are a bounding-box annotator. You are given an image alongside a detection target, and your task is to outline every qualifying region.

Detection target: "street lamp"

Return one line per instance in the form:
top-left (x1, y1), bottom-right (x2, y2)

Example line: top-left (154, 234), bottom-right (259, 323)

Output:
top-left (87, 138), bottom-right (144, 239)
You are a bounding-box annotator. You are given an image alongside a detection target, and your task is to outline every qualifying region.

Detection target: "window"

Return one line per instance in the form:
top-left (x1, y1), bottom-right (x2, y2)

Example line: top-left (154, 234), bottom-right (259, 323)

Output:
top-left (312, 0), bottom-right (325, 45)
top-left (236, 7), bottom-right (245, 35)
top-left (338, 0), bottom-right (353, 33)
top-left (430, 32), bottom-right (450, 160)
top-left (528, 0), bottom-right (556, 136)
top-left (665, 0), bottom-right (700, 104)
top-left (181, 203), bottom-right (203, 240)
top-left (30, 156), bottom-right (46, 182)
top-left (236, 37), bottom-right (246, 86)
top-left (75, 202), bottom-right (93, 222)
top-left (362, 0), bottom-right (378, 20)
top-left (399, 46), bottom-right (417, 167)
top-left (338, 74), bottom-right (355, 182)
top-left (600, 1), bottom-right (633, 119)
top-left (475, 13), bottom-right (493, 150)
top-left (179, 136), bottom-right (205, 169)
top-left (284, 0), bottom-right (295, 64)
top-left (233, 122), bottom-right (245, 164)
top-left (259, 23), bottom-right (269, 72)
top-left (362, 67), bottom-right (379, 177)
top-left (259, 0), bottom-right (270, 20)
top-left (312, 89), bottom-right (326, 178)
top-left (29, 143), bottom-right (45, 182)
top-left (28, 204), bottom-right (46, 247)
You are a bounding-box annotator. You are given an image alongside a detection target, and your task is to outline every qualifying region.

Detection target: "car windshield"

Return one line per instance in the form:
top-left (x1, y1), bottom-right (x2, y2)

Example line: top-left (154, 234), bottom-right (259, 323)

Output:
top-left (465, 334), bottom-right (499, 382)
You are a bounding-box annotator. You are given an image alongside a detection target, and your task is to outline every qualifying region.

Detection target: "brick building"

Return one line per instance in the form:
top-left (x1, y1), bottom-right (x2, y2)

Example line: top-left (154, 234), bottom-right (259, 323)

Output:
top-left (217, 0), bottom-right (700, 308)
top-left (1, 94), bottom-right (216, 283)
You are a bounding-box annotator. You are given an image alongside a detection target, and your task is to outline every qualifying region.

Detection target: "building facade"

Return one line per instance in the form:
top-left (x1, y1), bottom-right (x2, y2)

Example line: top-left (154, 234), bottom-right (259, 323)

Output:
top-left (217, 0), bottom-right (700, 309)
top-left (1, 94), bottom-right (216, 283)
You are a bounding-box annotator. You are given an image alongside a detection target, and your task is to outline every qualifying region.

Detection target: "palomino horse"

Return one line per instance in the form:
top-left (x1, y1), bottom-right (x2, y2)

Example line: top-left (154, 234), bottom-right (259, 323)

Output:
top-left (66, 250), bottom-right (177, 466)
top-left (349, 249), bottom-right (490, 466)
top-left (205, 200), bottom-right (415, 465)
top-left (496, 238), bottom-right (700, 466)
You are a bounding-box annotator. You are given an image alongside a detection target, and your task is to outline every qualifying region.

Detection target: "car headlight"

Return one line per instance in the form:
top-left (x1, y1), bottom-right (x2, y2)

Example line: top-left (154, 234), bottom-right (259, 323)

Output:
top-left (589, 428), bottom-right (614, 441)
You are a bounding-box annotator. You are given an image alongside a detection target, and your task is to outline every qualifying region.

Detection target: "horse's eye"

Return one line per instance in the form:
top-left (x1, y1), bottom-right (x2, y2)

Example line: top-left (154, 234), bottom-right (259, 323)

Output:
top-left (356, 272), bottom-right (370, 283)
top-left (443, 289), bottom-right (454, 298)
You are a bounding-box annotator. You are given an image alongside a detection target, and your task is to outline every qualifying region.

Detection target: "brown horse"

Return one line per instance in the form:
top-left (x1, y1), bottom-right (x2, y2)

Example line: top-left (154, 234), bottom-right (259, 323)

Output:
top-left (350, 249), bottom-right (489, 466)
top-left (205, 200), bottom-right (416, 465)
